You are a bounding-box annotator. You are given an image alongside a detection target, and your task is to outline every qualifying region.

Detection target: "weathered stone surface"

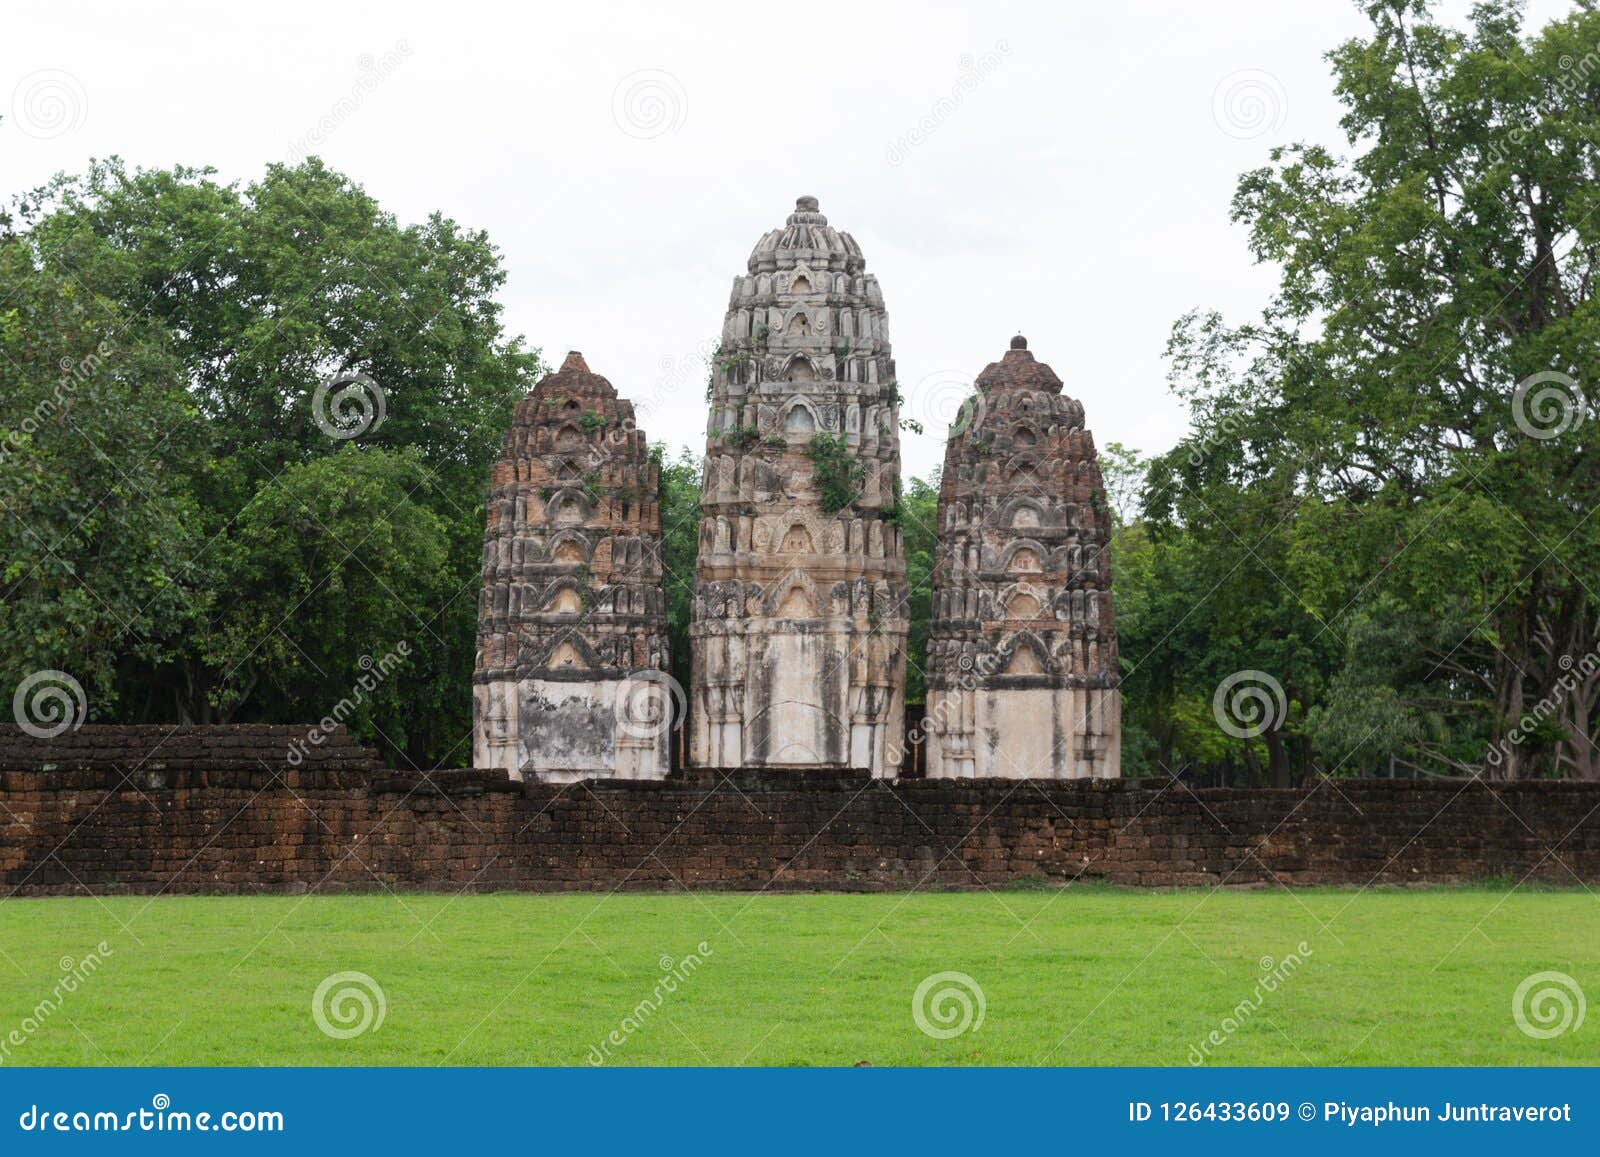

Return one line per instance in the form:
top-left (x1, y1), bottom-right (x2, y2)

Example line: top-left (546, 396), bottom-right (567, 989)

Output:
top-left (473, 352), bottom-right (671, 781)
top-left (4, 731), bottom-right (1598, 892)
top-left (689, 197), bottom-right (907, 775)
top-left (925, 336), bottom-right (1121, 778)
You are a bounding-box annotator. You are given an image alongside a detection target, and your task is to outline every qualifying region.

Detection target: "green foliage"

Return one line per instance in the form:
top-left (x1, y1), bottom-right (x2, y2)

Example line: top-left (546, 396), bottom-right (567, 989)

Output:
top-left (203, 448), bottom-right (448, 740)
top-left (1137, 0), bottom-right (1600, 782)
top-left (11, 0), bottom-right (1599, 783)
top-left (0, 244), bottom-right (205, 712)
top-left (578, 410), bottom-right (607, 433)
top-left (805, 433), bottom-right (866, 514)
top-left (1, 157), bottom-right (540, 763)
top-left (655, 446), bottom-right (702, 697)
top-left (897, 476), bottom-right (940, 703)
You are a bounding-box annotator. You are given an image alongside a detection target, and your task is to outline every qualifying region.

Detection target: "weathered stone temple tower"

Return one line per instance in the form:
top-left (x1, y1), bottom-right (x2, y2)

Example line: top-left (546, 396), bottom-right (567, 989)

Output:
top-left (473, 352), bottom-right (672, 782)
top-left (924, 336), bottom-right (1121, 778)
top-left (689, 196), bottom-right (908, 774)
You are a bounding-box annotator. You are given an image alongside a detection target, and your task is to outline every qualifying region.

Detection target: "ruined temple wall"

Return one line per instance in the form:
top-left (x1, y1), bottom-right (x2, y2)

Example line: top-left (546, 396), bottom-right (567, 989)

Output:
top-left (5, 729), bottom-right (1596, 894)
top-left (927, 686), bottom-right (1121, 780)
top-left (4, 741), bottom-right (1598, 893)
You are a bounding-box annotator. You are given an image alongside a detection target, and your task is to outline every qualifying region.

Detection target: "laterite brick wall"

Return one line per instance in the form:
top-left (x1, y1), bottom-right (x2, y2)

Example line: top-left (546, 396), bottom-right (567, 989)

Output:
top-left (2, 727), bottom-right (1597, 894)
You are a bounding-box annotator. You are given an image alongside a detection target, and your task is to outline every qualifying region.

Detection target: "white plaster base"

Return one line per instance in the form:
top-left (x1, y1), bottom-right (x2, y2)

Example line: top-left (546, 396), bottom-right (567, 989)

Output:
top-left (925, 686), bottom-right (1120, 779)
top-left (472, 677), bottom-right (670, 783)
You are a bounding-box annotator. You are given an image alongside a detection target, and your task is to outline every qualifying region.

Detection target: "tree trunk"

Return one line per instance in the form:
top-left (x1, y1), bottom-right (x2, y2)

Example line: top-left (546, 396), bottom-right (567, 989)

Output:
top-left (1265, 728), bottom-right (1292, 788)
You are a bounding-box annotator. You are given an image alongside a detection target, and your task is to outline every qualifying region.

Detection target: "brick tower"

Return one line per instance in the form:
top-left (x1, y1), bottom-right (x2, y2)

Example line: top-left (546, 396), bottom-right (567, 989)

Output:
top-left (925, 336), bottom-right (1121, 778)
top-left (473, 352), bottom-right (672, 781)
top-left (689, 196), bottom-right (907, 774)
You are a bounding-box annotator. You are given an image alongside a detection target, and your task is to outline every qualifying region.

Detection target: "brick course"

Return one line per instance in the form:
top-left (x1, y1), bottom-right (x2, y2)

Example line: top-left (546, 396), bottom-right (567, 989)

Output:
top-left (2, 727), bottom-right (1596, 894)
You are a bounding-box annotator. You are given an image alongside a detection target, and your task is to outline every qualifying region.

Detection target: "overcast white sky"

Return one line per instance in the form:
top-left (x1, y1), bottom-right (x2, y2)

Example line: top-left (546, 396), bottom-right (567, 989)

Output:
top-left (4, 0), bottom-right (1572, 479)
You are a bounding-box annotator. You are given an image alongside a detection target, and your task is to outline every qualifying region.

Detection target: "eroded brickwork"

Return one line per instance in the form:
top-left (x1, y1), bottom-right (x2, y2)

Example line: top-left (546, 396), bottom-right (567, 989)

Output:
top-left (4, 730), bottom-right (1596, 894)
top-left (926, 336), bottom-right (1120, 778)
top-left (473, 353), bottom-right (671, 781)
top-left (690, 197), bottom-right (907, 775)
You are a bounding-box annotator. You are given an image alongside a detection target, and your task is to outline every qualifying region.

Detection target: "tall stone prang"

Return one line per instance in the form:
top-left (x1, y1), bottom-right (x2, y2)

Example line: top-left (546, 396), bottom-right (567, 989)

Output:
top-left (689, 196), bottom-right (908, 774)
top-left (925, 336), bottom-right (1121, 779)
top-left (473, 352), bottom-right (672, 782)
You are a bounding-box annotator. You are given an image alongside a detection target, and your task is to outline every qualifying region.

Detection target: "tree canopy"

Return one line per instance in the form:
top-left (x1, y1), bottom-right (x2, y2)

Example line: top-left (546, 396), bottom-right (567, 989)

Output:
top-left (1, 158), bottom-right (540, 765)
top-left (1122, 0), bottom-right (1600, 782)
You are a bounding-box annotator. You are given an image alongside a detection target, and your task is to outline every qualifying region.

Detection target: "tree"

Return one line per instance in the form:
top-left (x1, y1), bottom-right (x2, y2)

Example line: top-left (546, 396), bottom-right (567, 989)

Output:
top-left (656, 445), bottom-right (702, 698)
top-left (0, 245), bottom-right (205, 717)
top-left (1166, 0), bottom-right (1600, 778)
top-left (897, 474), bottom-right (940, 704)
top-left (200, 448), bottom-right (449, 746)
top-left (4, 158), bottom-right (541, 764)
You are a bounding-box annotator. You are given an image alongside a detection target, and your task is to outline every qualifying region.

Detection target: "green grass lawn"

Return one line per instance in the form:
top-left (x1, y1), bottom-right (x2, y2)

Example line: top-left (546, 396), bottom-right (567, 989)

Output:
top-left (0, 887), bottom-right (1594, 1066)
